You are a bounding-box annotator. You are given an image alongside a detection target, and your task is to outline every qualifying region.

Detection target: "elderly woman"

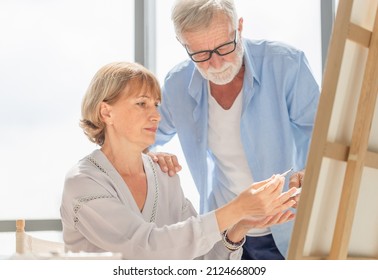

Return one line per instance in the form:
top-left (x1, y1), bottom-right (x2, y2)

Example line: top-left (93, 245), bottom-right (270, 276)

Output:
top-left (60, 62), bottom-right (297, 259)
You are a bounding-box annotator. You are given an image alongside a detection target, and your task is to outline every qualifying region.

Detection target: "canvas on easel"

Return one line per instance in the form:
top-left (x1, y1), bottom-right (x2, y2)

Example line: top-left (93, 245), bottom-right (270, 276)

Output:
top-left (288, 0), bottom-right (378, 260)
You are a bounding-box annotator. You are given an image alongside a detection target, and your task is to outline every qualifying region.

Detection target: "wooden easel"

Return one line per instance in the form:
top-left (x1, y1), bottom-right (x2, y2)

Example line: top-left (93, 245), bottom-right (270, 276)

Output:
top-left (288, 0), bottom-right (378, 260)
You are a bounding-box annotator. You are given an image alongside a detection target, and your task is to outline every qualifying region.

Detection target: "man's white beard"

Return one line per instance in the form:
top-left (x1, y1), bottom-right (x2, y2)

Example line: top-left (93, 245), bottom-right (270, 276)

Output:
top-left (197, 42), bottom-right (244, 85)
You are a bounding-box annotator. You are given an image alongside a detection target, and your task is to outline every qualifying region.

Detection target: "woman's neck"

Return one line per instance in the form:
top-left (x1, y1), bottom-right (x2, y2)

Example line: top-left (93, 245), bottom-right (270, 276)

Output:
top-left (101, 141), bottom-right (148, 212)
top-left (100, 142), bottom-right (144, 176)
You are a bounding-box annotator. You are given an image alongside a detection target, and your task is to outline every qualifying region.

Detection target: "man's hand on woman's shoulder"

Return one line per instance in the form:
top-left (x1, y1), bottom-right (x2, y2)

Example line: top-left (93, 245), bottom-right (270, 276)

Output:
top-left (147, 151), bottom-right (182, 176)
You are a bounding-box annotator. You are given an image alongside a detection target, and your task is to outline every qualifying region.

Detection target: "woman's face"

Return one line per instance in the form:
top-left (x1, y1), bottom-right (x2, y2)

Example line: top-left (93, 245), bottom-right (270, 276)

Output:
top-left (104, 85), bottom-right (161, 150)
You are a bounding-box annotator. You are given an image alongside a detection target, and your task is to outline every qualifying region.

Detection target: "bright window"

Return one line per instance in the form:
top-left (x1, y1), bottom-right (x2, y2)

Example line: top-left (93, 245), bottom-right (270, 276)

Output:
top-left (0, 0), bottom-right (134, 220)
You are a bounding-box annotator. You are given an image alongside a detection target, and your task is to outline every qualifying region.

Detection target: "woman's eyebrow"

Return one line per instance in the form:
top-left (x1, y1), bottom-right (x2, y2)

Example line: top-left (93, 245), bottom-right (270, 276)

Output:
top-left (135, 95), bottom-right (151, 99)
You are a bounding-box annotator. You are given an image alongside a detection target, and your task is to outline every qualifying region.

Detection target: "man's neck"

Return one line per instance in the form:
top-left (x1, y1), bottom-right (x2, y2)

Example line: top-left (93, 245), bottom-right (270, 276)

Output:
top-left (209, 65), bottom-right (245, 110)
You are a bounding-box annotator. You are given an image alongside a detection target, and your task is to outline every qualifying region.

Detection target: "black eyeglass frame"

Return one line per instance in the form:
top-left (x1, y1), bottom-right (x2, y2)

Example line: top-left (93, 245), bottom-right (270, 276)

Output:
top-left (184, 30), bottom-right (238, 63)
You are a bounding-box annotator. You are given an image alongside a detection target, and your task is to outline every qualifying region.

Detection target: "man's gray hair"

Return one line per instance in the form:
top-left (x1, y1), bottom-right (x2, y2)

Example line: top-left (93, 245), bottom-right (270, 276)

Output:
top-left (171, 0), bottom-right (238, 40)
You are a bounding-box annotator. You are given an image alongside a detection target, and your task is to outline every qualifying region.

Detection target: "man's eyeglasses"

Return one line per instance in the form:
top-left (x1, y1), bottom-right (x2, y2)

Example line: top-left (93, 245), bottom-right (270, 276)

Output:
top-left (185, 30), bottom-right (238, 63)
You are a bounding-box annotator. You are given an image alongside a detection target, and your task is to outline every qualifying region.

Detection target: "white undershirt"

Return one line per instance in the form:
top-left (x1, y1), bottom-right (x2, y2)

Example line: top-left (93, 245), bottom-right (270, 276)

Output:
top-left (207, 84), bottom-right (270, 236)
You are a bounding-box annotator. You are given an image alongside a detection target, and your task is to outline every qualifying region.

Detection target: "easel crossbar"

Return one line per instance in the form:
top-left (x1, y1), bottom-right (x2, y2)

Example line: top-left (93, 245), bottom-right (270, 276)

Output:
top-left (324, 142), bottom-right (378, 169)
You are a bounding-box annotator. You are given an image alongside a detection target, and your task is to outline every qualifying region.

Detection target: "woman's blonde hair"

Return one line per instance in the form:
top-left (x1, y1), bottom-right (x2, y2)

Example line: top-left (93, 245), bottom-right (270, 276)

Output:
top-left (80, 62), bottom-right (161, 145)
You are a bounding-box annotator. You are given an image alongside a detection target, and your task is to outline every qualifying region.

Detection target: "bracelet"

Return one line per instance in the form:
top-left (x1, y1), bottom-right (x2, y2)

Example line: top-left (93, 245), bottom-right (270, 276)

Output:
top-left (221, 230), bottom-right (246, 251)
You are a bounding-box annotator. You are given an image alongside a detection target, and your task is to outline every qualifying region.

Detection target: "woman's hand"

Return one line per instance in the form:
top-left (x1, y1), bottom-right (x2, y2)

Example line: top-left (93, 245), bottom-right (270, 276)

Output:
top-left (236, 175), bottom-right (297, 217)
top-left (288, 169), bottom-right (305, 208)
top-left (215, 175), bottom-right (297, 233)
top-left (241, 210), bottom-right (295, 229)
top-left (147, 151), bottom-right (182, 176)
top-left (225, 210), bottom-right (295, 243)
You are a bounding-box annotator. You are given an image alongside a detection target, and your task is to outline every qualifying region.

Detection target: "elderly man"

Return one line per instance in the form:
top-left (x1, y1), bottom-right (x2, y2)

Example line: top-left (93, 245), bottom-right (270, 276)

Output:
top-left (152, 0), bottom-right (320, 259)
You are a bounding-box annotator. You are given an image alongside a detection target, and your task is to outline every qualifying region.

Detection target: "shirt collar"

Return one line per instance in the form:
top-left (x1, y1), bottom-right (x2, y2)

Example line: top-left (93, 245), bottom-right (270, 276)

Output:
top-left (242, 38), bottom-right (260, 88)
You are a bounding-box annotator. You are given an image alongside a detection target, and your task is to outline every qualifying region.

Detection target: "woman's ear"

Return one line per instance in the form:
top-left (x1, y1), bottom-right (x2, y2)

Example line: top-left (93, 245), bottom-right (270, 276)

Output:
top-left (100, 102), bottom-right (113, 125)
